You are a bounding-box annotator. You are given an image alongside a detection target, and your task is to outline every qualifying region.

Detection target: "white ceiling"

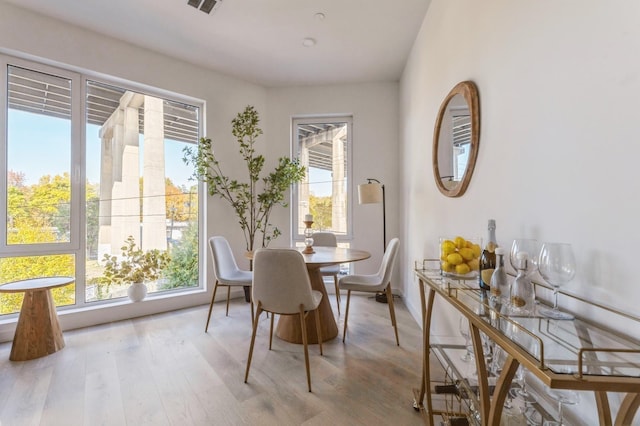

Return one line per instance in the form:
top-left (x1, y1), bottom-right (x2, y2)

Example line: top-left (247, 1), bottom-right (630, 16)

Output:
top-left (3, 0), bottom-right (431, 87)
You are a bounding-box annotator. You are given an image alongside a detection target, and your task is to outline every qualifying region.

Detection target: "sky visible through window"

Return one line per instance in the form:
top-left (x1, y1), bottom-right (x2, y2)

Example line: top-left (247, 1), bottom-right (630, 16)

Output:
top-left (8, 110), bottom-right (194, 188)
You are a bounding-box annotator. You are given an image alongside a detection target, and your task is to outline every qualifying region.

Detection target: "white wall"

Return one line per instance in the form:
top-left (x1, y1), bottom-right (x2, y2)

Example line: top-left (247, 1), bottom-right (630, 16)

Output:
top-left (267, 83), bottom-right (400, 278)
top-left (400, 0), bottom-right (640, 423)
top-left (0, 2), bottom-right (266, 337)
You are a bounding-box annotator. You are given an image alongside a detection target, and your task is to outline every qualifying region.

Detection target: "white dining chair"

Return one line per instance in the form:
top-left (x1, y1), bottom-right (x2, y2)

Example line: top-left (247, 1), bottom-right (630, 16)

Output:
top-left (244, 248), bottom-right (323, 392)
top-left (310, 231), bottom-right (342, 314)
top-left (205, 236), bottom-right (254, 332)
top-left (339, 237), bottom-right (400, 345)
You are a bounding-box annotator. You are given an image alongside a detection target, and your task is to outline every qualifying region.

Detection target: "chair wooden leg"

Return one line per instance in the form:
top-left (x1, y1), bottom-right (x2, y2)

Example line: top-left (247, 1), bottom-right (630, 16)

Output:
top-left (299, 305), bottom-right (312, 392)
top-left (386, 284), bottom-right (400, 346)
top-left (225, 286), bottom-right (231, 316)
top-left (269, 312), bottom-right (275, 350)
top-left (244, 303), bottom-right (263, 384)
top-left (342, 290), bottom-right (351, 343)
top-left (314, 307), bottom-right (323, 356)
top-left (333, 275), bottom-right (341, 315)
top-left (205, 281), bottom-right (220, 332)
top-left (250, 300), bottom-right (255, 326)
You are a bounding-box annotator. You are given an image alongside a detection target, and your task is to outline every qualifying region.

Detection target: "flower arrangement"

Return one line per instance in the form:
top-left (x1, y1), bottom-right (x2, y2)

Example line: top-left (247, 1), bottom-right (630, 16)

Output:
top-left (102, 235), bottom-right (170, 284)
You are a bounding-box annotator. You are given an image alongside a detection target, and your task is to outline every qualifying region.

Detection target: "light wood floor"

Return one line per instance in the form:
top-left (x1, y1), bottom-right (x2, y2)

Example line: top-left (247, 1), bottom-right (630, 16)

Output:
top-left (0, 293), bottom-right (429, 426)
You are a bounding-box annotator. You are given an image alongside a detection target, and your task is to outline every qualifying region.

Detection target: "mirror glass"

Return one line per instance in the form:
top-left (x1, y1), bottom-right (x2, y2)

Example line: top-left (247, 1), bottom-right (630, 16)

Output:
top-left (432, 81), bottom-right (480, 197)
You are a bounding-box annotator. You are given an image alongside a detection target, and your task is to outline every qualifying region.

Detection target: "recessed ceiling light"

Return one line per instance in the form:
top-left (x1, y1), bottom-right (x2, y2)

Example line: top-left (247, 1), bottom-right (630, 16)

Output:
top-left (302, 38), bottom-right (317, 47)
top-left (314, 12), bottom-right (326, 20)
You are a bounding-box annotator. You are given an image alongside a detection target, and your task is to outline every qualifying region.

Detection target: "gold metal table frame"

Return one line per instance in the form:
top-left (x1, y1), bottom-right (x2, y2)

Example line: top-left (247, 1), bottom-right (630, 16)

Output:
top-left (412, 264), bottom-right (640, 426)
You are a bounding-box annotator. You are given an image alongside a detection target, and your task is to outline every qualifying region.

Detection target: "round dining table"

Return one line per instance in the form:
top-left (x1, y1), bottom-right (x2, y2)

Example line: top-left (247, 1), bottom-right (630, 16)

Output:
top-left (275, 246), bottom-right (370, 344)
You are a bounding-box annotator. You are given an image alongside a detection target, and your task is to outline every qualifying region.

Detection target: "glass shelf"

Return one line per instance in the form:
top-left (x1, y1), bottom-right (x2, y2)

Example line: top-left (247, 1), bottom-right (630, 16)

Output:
top-left (412, 263), bottom-right (640, 425)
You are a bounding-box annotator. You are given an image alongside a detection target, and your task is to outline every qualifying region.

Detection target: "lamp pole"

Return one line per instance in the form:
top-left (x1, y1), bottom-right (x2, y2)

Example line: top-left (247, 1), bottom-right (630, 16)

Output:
top-left (365, 178), bottom-right (386, 252)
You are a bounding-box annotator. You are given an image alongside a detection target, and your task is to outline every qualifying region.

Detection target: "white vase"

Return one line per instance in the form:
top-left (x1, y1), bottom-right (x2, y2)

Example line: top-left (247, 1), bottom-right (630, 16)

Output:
top-left (127, 282), bottom-right (147, 302)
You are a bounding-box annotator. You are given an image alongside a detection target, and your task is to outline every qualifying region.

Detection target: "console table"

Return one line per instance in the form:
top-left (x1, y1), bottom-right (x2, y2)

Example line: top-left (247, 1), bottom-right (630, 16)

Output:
top-left (412, 265), bottom-right (640, 425)
top-left (0, 276), bottom-right (74, 361)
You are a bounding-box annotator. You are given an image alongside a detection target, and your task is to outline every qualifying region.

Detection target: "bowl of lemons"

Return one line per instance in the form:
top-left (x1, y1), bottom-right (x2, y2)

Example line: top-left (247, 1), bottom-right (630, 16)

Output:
top-left (440, 236), bottom-right (482, 279)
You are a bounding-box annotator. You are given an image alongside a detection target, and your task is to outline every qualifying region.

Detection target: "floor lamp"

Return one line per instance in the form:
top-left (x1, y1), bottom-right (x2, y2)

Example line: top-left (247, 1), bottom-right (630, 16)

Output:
top-left (358, 178), bottom-right (388, 303)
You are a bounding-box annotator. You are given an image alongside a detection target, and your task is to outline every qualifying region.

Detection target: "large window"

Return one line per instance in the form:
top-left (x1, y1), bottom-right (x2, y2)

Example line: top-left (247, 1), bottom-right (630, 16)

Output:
top-left (0, 56), bottom-right (203, 315)
top-left (292, 116), bottom-right (352, 241)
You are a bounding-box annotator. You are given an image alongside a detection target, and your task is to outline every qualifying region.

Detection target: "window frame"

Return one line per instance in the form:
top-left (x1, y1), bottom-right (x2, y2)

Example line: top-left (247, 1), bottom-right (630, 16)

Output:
top-left (0, 53), bottom-right (206, 315)
top-left (291, 115), bottom-right (353, 244)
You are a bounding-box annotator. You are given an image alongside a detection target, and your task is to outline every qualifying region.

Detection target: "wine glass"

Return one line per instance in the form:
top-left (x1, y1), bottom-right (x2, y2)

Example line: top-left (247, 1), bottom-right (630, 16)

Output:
top-left (543, 389), bottom-right (579, 426)
top-left (459, 317), bottom-right (473, 362)
top-left (508, 364), bottom-right (537, 405)
top-left (538, 243), bottom-right (576, 320)
top-left (510, 239), bottom-right (539, 276)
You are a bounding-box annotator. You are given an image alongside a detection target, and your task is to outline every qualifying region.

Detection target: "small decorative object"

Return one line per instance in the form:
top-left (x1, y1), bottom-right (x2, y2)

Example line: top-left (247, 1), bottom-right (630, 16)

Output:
top-left (302, 217), bottom-right (314, 254)
top-left (490, 247), bottom-right (509, 304)
top-left (127, 282), bottom-right (148, 302)
top-left (102, 235), bottom-right (170, 302)
top-left (439, 236), bottom-right (482, 279)
top-left (510, 252), bottom-right (535, 316)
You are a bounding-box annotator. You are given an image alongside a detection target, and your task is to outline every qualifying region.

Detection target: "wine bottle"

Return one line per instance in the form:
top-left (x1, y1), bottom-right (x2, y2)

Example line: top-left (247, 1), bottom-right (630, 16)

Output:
top-left (479, 219), bottom-right (497, 291)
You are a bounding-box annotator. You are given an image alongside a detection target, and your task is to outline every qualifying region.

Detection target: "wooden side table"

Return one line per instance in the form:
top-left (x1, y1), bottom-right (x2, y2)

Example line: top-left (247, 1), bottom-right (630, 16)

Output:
top-left (0, 276), bottom-right (75, 361)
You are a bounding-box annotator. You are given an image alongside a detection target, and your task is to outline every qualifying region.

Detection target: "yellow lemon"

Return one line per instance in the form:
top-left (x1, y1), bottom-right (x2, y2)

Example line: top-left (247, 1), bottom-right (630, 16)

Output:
top-left (467, 258), bottom-right (479, 271)
top-left (456, 263), bottom-right (471, 275)
top-left (454, 236), bottom-right (466, 249)
top-left (471, 243), bottom-right (481, 258)
top-left (459, 247), bottom-right (474, 261)
top-left (446, 252), bottom-right (464, 265)
top-left (441, 240), bottom-right (456, 256)
top-left (441, 261), bottom-right (455, 273)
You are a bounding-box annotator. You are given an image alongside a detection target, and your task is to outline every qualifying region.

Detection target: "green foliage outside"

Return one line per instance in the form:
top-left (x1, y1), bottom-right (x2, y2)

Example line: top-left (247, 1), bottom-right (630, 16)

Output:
top-left (161, 221), bottom-right (199, 289)
top-left (309, 194), bottom-right (332, 231)
top-left (2, 169), bottom-right (200, 314)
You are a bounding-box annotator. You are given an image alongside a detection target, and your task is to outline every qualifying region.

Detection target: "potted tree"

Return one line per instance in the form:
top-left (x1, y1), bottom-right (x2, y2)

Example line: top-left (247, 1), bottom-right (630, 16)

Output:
top-left (102, 235), bottom-right (170, 302)
top-left (183, 105), bottom-right (306, 300)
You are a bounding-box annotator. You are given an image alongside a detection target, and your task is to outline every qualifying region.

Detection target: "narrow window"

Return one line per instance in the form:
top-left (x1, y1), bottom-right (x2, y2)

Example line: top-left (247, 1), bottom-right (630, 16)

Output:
top-left (292, 116), bottom-right (352, 241)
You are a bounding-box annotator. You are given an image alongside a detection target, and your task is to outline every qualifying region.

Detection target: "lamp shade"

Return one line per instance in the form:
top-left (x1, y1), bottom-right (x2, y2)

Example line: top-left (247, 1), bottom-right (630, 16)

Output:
top-left (358, 183), bottom-right (383, 204)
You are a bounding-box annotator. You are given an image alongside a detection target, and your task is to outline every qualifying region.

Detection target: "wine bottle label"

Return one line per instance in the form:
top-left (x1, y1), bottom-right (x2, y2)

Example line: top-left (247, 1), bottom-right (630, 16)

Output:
top-left (481, 269), bottom-right (494, 286)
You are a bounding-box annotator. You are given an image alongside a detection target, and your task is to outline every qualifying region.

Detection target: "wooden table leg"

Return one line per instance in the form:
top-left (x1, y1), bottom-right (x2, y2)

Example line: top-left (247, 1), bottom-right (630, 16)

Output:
top-left (10, 289), bottom-right (65, 361)
top-left (276, 265), bottom-right (338, 344)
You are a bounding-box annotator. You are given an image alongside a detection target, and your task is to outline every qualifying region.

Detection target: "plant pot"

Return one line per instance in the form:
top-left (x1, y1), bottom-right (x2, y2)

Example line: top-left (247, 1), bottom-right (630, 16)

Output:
top-left (127, 282), bottom-right (148, 302)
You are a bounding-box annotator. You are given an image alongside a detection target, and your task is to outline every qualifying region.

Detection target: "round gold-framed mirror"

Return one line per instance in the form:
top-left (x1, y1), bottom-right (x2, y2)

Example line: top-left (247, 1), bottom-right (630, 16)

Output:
top-left (432, 81), bottom-right (480, 197)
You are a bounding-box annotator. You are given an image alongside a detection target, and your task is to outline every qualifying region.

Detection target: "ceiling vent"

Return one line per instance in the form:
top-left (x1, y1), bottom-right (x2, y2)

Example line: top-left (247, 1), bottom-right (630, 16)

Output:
top-left (187, 0), bottom-right (221, 14)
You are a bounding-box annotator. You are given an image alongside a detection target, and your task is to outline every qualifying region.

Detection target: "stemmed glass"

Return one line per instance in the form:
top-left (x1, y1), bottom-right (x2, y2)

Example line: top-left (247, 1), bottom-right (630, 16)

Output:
top-left (543, 389), bottom-right (579, 426)
top-left (538, 243), bottom-right (576, 320)
top-left (459, 317), bottom-right (473, 362)
top-left (508, 364), bottom-right (537, 405)
top-left (510, 239), bottom-right (539, 276)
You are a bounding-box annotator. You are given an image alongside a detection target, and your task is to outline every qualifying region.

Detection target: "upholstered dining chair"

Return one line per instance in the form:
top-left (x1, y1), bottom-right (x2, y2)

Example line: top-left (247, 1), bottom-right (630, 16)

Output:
top-left (310, 231), bottom-right (342, 314)
top-left (205, 236), bottom-right (254, 333)
top-left (339, 237), bottom-right (400, 345)
top-left (244, 248), bottom-right (323, 392)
